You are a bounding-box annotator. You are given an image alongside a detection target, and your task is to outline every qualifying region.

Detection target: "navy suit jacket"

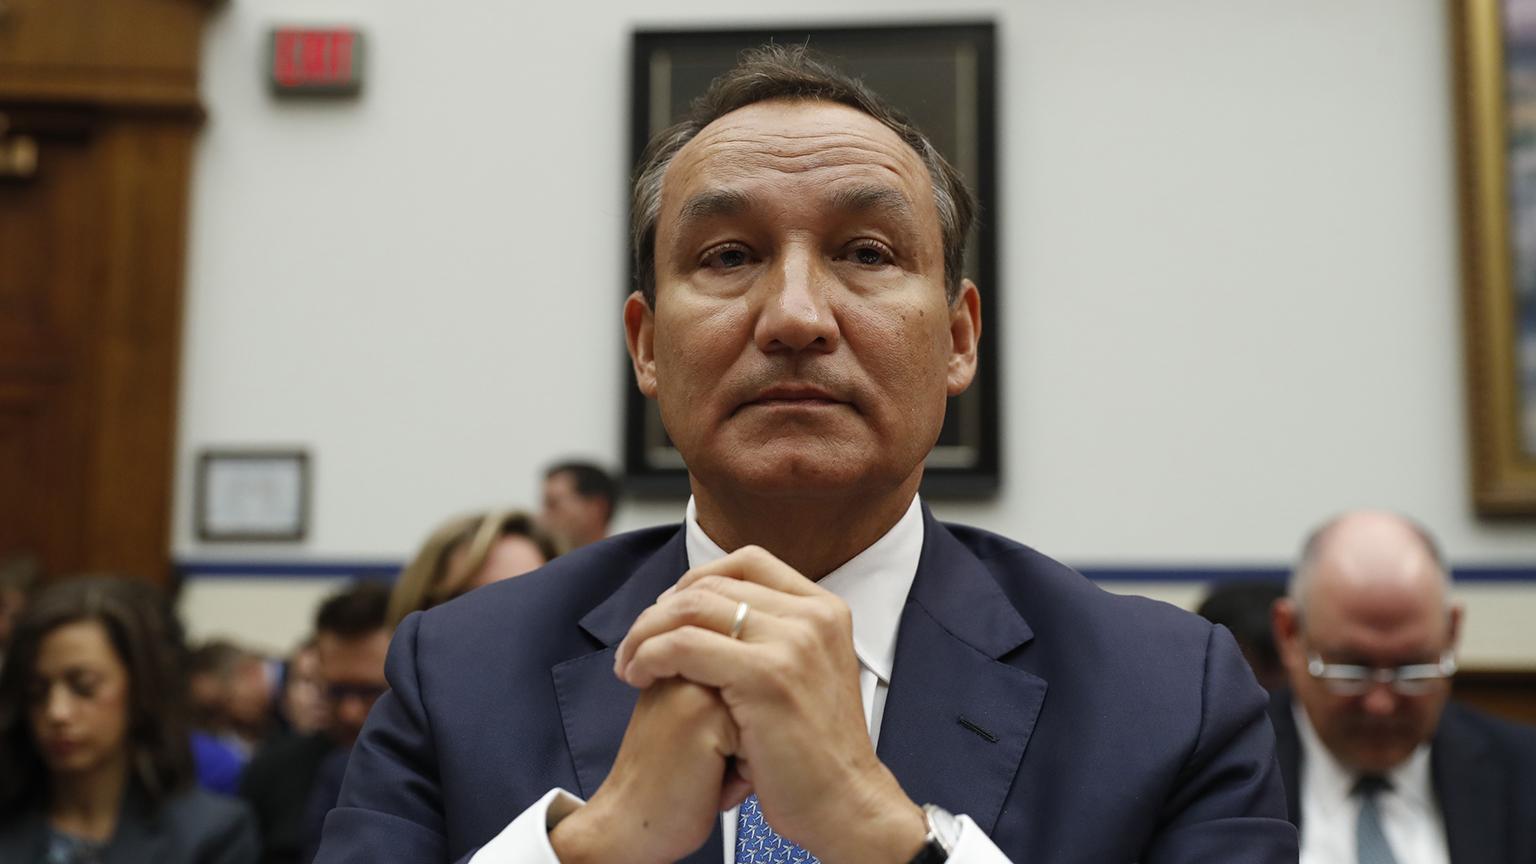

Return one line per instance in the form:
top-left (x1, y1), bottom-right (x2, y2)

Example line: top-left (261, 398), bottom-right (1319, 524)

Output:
top-left (316, 510), bottom-right (1296, 863)
top-left (1270, 690), bottom-right (1536, 864)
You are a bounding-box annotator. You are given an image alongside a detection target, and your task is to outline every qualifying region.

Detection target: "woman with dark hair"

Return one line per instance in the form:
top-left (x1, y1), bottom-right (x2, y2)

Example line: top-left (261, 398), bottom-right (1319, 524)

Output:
top-left (0, 576), bottom-right (259, 863)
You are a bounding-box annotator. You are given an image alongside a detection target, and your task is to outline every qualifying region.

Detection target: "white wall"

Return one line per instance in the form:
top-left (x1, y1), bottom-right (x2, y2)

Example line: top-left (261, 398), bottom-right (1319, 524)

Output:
top-left (177, 1), bottom-right (1536, 660)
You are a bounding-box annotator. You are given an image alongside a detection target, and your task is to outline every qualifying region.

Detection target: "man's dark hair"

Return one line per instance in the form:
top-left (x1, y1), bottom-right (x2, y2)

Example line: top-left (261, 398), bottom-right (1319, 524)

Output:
top-left (630, 43), bottom-right (975, 307)
top-left (545, 461), bottom-right (618, 521)
top-left (1196, 580), bottom-right (1287, 686)
top-left (0, 576), bottom-right (195, 817)
top-left (315, 581), bottom-right (391, 640)
top-left (188, 638), bottom-right (248, 679)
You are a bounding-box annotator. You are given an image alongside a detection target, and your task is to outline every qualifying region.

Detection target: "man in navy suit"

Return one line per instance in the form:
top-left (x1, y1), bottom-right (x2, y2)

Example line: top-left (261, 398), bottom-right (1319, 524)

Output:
top-left (1269, 511), bottom-right (1536, 864)
top-left (315, 45), bottom-right (1295, 864)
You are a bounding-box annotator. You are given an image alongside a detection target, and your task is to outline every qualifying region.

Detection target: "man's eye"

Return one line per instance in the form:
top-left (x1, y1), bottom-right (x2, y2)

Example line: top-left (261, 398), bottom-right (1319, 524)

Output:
top-left (844, 242), bottom-right (894, 267)
top-left (703, 246), bottom-right (752, 269)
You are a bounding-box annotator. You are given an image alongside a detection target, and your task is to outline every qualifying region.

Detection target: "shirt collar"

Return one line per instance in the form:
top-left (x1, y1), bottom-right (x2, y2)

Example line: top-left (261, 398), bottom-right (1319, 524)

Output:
top-left (683, 494), bottom-right (925, 684)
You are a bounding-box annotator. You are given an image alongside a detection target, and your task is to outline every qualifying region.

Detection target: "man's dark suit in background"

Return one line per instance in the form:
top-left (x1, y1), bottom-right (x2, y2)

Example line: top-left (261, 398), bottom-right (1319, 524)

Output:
top-left (1270, 690), bottom-right (1536, 864)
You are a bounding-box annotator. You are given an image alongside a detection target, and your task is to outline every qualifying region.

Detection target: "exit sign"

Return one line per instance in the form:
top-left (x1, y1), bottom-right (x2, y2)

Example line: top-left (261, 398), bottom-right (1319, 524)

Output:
top-left (270, 27), bottom-right (364, 96)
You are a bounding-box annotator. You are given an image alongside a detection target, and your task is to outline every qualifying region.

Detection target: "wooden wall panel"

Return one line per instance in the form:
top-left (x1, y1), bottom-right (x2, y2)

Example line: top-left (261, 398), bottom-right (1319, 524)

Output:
top-left (0, 0), bottom-right (210, 585)
top-left (0, 0), bottom-right (205, 108)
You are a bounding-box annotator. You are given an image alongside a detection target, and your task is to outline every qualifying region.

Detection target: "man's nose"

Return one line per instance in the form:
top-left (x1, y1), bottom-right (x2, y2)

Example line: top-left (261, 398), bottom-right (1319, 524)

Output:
top-left (754, 247), bottom-right (839, 354)
top-left (1360, 682), bottom-right (1399, 715)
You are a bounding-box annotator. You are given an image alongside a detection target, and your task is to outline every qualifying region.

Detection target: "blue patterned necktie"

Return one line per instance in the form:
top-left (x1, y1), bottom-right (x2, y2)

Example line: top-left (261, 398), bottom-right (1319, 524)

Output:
top-left (735, 794), bottom-right (820, 864)
top-left (1354, 776), bottom-right (1400, 864)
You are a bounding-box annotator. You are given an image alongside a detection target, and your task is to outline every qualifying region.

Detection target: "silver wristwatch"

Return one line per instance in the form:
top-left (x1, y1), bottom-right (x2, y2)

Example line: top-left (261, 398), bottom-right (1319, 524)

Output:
top-left (908, 804), bottom-right (960, 863)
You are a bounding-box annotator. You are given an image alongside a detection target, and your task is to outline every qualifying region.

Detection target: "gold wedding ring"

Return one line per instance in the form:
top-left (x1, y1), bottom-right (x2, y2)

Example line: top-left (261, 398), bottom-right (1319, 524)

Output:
top-left (728, 601), bottom-right (750, 640)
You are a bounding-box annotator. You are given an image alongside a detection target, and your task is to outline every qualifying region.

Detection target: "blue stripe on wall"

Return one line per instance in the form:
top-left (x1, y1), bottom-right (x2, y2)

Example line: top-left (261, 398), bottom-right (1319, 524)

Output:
top-left (177, 560), bottom-right (401, 581)
top-left (175, 560), bottom-right (1536, 583)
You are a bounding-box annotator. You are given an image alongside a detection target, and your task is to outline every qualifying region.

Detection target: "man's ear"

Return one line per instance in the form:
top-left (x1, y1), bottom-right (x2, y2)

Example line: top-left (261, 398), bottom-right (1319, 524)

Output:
top-left (946, 279), bottom-right (982, 396)
top-left (1272, 597), bottom-right (1303, 673)
top-left (1448, 603), bottom-right (1464, 651)
top-left (624, 291), bottom-right (658, 398)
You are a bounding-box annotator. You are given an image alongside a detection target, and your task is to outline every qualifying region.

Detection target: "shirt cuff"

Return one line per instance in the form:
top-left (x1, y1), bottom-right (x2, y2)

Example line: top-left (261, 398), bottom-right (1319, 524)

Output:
top-left (469, 787), bottom-right (586, 864)
top-left (947, 812), bottom-right (1014, 863)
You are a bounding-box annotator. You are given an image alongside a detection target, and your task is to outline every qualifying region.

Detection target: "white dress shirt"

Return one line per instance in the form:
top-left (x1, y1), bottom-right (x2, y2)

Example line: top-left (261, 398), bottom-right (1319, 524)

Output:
top-left (1295, 705), bottom-right (1448, 864)
top-left (473, 494), bottom-right (1012, 863)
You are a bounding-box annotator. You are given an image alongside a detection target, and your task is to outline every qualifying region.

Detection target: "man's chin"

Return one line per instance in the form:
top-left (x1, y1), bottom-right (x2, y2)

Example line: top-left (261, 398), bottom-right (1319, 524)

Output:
top-left (1339, 736), bottom-right (1418, 775)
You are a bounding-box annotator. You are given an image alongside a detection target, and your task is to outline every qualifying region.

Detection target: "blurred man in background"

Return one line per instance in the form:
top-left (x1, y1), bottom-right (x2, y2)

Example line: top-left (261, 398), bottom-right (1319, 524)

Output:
top-left (1270, 511), bottom-right (1536, 864)
top-left (188, 639), bottom-right (279, 794)
top-left (243, 582), bottom-right (391, 864)
top-left (539, 461), bottom-right (617, 549)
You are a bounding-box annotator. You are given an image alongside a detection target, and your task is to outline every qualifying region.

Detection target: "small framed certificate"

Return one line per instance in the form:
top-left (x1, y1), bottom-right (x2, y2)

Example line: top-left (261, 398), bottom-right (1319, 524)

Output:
top-left (195, 449), bottom-right (310, 542)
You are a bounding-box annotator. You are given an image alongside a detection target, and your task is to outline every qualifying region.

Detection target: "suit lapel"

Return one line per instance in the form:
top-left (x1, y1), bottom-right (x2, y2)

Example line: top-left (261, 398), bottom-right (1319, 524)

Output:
top-left (550, 527), bottom-right (724, 863)
top-left (876, 510), bottom-right (1045, 835)
top-left (551, 527), bottom-right (689, 800)
top-left (1433, 706), bottom-right (1504, 864)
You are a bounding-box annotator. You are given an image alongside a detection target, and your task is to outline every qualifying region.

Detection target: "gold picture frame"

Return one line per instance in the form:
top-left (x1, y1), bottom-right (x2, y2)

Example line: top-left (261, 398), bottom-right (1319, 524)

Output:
top-left (1453, 0), bottom-right (1536, 514)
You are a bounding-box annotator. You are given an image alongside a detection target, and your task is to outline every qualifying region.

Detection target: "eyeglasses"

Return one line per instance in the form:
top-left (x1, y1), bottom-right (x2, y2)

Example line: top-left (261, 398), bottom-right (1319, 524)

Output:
top-left (1305, 650), bottom-right (1457, 696)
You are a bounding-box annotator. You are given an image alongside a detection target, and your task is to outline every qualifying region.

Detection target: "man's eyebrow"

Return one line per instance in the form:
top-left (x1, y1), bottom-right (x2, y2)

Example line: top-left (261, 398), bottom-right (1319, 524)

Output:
top-left (676, 189), bottom-right (753, 230)
top-left (823, 184), bottom-right (921, 232)
top-left (672, 184), bottom-right (922, 233)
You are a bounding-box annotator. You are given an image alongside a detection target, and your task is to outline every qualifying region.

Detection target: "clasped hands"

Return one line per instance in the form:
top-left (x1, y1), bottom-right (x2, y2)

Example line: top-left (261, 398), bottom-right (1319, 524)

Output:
top-left (548, 546), bottom-right (927, 864)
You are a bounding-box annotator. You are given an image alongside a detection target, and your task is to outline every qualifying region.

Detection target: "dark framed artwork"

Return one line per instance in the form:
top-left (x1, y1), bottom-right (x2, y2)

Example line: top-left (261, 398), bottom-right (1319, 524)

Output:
top-left (1453, 0), bottom-right (1536, 515)
top-left (623, 23), bottom-right (1000, 497)
top-left (194, 449), bottom-right (310, 542)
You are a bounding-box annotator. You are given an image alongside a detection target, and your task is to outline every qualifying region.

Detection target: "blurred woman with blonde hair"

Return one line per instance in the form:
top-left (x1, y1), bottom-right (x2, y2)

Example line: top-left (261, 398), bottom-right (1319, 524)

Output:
top-left (387, 510), bottom-right (562, 626)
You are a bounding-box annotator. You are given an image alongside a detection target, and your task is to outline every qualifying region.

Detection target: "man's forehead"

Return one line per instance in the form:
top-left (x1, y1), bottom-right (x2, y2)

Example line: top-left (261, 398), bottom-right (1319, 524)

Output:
top-left (662, 99), bottom-right (933, 204)
top-left (1306, 568), bottom-right (1446, 640)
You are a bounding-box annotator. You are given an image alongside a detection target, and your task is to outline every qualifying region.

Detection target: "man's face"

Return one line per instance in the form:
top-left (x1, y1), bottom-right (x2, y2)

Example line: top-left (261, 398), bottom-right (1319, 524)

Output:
top-left (626, 99), bottom-right (980, 501)
top-left (315, 629), bottom-right (390, 747)
top-left (1275, 573), bottom-right (1458, 776)
top-left (541, 472), bottom-right (603, 547)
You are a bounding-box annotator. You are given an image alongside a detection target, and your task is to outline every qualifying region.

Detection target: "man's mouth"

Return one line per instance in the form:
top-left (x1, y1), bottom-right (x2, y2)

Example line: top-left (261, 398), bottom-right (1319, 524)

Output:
top-left (745, 385), bottom-right (846, 407)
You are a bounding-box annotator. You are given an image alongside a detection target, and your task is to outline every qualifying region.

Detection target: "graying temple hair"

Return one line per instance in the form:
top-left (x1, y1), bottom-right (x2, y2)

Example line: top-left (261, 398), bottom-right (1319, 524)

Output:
top-left (630, 44), bottom-right (975, 307)
top-left (1287, 512), bottom-right (1454, 616)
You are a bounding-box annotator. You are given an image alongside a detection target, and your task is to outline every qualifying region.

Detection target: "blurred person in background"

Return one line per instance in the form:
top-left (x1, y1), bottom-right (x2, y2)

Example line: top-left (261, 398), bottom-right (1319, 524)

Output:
top-left (187, 640), bottom-right (282, 795)
top-left (276, 639), bottom-right (327, 738)
top-left (539, 461), bottom-right (617, 550)
top-left (1271, 511), bottom-right (1536, 864)
top-left (241, 583), bottom-right (391, 864)
top-left (0, 554), bottom-right (41, 674)
top-left (387, 509), bottom-right (562, 627)
top-left (1196, 580), bottom-right (1288, 691)
top-left (0, 576), bottom-right (259, 862)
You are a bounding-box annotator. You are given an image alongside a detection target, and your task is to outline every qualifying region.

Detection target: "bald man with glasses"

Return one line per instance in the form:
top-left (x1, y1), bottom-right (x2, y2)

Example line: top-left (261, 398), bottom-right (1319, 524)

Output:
top-left (1269, 511), bottom-right (1536, 864)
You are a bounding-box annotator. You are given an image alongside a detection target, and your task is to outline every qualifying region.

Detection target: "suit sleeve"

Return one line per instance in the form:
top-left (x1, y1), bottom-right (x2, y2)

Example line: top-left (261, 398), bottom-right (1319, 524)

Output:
top-left (314, 612), bottom-right (460, 863)
top-left (1142, 624), bottom-right (1299, 864)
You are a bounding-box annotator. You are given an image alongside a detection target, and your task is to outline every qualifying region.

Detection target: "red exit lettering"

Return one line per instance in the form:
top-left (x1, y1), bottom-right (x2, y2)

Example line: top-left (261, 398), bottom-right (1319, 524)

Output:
top-left (271, 28), bottom-right (363, 94)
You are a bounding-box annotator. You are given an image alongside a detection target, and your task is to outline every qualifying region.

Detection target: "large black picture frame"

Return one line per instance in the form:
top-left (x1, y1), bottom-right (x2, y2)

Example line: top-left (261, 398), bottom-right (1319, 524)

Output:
top-left (624, 23), bottom-right (1000, 497)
